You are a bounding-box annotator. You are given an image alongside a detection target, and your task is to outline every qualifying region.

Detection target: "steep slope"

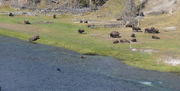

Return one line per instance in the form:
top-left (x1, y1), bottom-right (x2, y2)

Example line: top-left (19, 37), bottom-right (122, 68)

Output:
top-left (95, 0), bottom-right (125, 18)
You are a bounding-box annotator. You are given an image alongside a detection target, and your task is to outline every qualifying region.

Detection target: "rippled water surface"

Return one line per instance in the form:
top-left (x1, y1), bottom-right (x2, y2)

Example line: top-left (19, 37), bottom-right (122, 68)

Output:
top-left (0, 35), bottom-right (180, 91)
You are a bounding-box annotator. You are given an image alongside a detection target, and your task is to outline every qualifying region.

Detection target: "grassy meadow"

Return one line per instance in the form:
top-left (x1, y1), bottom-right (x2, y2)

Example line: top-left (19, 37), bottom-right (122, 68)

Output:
top-left (0, 9), bottom-right (180, 74)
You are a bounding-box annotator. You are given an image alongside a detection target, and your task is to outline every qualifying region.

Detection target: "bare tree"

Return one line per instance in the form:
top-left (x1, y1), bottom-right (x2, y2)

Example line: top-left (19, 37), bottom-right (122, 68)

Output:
top-left (121, 0), bottom-right (137, 25)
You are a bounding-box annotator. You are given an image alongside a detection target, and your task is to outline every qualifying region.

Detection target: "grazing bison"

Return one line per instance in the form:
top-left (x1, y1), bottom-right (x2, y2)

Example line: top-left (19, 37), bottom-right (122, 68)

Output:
top-left (152, 35), bottom-right (160, 39)
top-left (144, 28), bottom-right (151, 33)
top-left (110, 31), bottom-right (120, 38)
top-left (131, 33), bottom-right (135, 37)
top-left (131, 38), bottom-right (137, 42)
top-left (78, 29), bottom-right (85, 34)
top-left (24, 20), bottom-right (31, 24)
top-left (84, 21), bottom-right (88, 23)
top-left (120, 39), bottom-right (130, 43)
top-left (53, 14), bottom-right (56, 18)
top-left (29, 35), bottom-right (40, 42)
top-left (132, 24), bottom-right (141, 32)
top-left (145, 27), bottom-right (155, 33)
top-left (113, 40), bottom-right (119, 44)
top-left (9, 13), bottom-right (14, 17)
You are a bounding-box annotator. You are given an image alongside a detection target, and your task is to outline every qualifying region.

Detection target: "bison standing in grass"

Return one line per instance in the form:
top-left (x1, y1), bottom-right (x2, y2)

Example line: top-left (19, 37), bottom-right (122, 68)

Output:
top-left (78, 29), bottom-right (85, 34)
top-left (144, 28), bottom-right (151, 33)
top-left (132, 24), bottom-right (141, 32)
top-left (29, 35), bottom-right (40, 42)
top-left (24, 20), bottom-right (31, 24)
top-left (145, 27), bottom-right (160, 34)
top-left (53, 14), bottom-right (56, 18)
top-left (110, 31), bottom-right (120, 38)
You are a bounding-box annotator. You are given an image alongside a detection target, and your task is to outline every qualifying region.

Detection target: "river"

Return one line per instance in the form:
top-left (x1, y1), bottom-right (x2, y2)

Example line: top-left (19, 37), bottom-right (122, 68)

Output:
top-left (0, 34), bottom-right (180, 91)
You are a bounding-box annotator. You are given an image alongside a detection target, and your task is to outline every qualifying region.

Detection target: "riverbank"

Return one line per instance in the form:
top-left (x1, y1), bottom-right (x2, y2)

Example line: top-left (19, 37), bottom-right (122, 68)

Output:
top-left (0, 14), bottom-right (180, 73)
top-left (1, 34), bottom-right (180, 91)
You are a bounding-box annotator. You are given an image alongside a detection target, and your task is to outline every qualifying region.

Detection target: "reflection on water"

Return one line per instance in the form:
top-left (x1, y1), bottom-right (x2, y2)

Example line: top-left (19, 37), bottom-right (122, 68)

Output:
top-left (0, 35), bottom-right (180, 91)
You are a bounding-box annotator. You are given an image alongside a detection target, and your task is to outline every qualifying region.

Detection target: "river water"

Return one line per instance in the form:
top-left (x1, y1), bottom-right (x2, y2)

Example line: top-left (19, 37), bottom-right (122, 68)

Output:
top-left (0, 34), bottom-right (180, 91)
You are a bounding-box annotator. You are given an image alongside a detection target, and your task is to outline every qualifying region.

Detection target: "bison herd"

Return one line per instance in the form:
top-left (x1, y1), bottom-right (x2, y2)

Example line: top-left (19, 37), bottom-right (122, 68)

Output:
top-left (110, 24), bottom-right (161, 44)
top-left (78, 19), bottom-right (161, 44)
top-left (8, 13), bottom-right (161, 44)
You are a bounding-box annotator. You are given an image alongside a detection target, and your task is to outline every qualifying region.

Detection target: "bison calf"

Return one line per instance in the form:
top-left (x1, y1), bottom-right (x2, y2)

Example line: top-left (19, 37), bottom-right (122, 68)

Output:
top-left (29, 35), bottom-right (40, 42)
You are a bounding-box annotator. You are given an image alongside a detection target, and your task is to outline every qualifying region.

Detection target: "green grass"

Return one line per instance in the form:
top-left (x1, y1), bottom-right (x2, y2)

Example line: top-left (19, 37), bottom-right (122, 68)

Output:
top-left (1, 12), bottom-right (180, 74)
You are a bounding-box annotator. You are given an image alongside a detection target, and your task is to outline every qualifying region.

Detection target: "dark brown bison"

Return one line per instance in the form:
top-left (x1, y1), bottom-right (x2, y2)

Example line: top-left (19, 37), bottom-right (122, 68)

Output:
top-left (131, 34), bottom-right (135, 37)
top-left (84, 21), bottom-right (88, 23)
top-left (78, 29), bottom-right (85, 34)
top-left (145, 27), bottom-right (155, 33)
top-left (113, 40), bottom-right (119, 44)
top-left (152, 35), bottom-right (160, 39)
top-left (9, 13), bottom-right (14, 17)
top-left (110, 31), bottom-right (120, 38)
top-left (80, 20), bottom-right (83, 23)
top-left (29, 35), bottom-right (40, 42)
top-left (24, 20), bottom-right (31, 24)
top-left (131, 38), bottom-right (137, 42)
top-left (152, 29), bottom-right (160, 34)
top-left (144, 28), bottom-right (151, 33)
top-left (132, 24), bottom-right (141, 32)
top-left (120, 39), bottom-right (130, 43)
top-left (53, 14), bottom-right (56, 18)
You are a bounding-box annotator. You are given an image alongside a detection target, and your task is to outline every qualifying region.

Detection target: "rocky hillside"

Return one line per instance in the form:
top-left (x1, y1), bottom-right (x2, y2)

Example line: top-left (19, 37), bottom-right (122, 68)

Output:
top-left (96, 0), bottom-right (180, 17)
top-left (141, 0), bottom-right (180, 15)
